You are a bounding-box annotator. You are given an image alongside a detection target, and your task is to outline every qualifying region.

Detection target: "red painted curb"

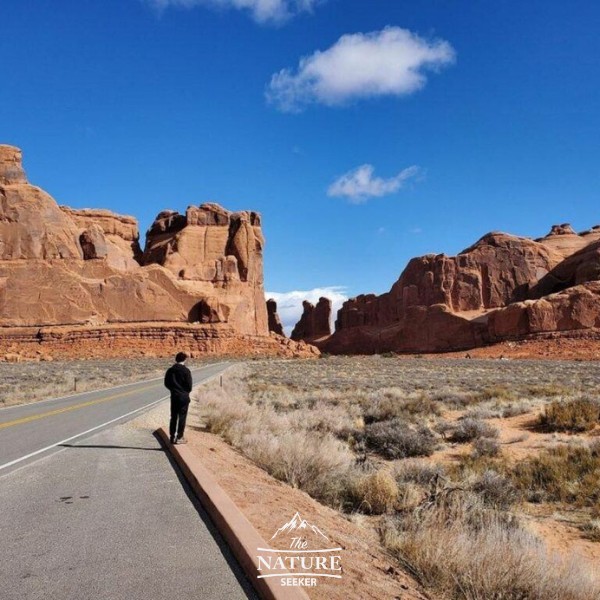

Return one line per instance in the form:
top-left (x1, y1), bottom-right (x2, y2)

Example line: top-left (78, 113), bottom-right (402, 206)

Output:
top-left (156, 427), bottom-right (310, 600)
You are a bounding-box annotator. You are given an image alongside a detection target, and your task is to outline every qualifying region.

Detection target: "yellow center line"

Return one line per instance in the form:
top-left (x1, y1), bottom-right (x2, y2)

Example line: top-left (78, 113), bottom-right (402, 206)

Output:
top-left (0, 383), bottom-right (161, 430)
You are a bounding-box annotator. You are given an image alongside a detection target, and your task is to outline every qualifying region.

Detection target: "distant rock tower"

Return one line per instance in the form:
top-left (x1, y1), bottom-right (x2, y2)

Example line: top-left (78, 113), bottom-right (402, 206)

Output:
top-left (266, 298), bottom-right (285, 336)
top-left (291, 297), bottom-right (332, 342)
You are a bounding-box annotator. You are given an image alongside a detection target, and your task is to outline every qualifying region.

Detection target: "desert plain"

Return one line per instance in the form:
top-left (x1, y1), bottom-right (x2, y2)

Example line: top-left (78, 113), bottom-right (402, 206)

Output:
top-left (5, 354), bottom-right (600, 600)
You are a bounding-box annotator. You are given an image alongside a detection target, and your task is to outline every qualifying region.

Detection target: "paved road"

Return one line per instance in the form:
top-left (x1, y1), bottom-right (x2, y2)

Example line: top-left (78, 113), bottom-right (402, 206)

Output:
top-left (0, 363), bottom-right (257, 600)
top-left (0, 362), bottom-right (227, 474)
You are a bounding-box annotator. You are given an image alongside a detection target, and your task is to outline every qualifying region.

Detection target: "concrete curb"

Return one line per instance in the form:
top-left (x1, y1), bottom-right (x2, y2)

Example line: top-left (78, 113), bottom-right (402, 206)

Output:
top-left (156, 427), bottom-right (310, 600)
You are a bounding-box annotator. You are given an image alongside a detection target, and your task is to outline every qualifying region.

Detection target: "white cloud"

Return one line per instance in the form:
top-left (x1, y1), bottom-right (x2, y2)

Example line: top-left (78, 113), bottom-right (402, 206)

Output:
top-left (266, 286), bottom-right (348, 336)
top-left (328, 164), bottom-right (421, 203)
top-left (145, 0), bottom-right (320, 23)
top-left (267, 26), bottom-right (455, 111)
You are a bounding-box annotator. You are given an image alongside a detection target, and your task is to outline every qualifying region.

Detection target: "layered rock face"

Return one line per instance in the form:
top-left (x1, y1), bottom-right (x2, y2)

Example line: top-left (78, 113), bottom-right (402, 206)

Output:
top-left (266, 299), bottom-right (284, 336)
top-left (291, 297), bottom-right (332, 342)
top-left (0, 145), bottom-right (285, 358)
top-left (322, 226), bottom-right (600, 354)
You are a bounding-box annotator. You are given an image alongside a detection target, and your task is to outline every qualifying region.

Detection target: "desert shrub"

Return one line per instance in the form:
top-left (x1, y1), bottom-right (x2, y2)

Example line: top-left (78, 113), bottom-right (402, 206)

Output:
top-left (476, 385), bottom-right (517, 402)
top-left (538, 398), bottom-right (600, 432)
top-left (352, 469), bottom-right (399, 514)
top-left (526, 383), bottom-right (570, 398)
top-left (395, 459), bottom-right (446, 486)
top-left (433, 418), bottom-right (455, 440)
top-left (362, 391), bottom-right (441, 424)
top-left (502, 401), bottom-right (532, 418)
top-left (581, 519), bottom-right (600, 542)
top-left (471, 469), bottom-right (520, 510)
top-left (464, 406), bottom-right (503, 419)
top-left (229, 427), bottom-right (356, 505)
top-left (289, 402), bottom-right (361, 440)
top-left (259, 431), bottom-right (354, 503)
top-left (511, 442), bottom-right (600, 506)
top-left (450, 418), bottom-right (499, 443)
top-left (362, 395), bottom-right (405, 423)
top-left (430, 390), bottom-right (479, 408)
top-left (364, 419), bottom-right (438, 458)
top-left (400, 394), bottom-right (444, 418)
top-left (471, 436), bottom-right (501, 458)
top-left (381, 485), bottom-right (600, 600)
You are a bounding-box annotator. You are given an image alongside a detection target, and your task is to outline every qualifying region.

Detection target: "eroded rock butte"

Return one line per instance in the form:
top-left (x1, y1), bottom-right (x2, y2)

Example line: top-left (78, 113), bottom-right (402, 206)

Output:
top-left (0, 145), bottom-right (317, 359)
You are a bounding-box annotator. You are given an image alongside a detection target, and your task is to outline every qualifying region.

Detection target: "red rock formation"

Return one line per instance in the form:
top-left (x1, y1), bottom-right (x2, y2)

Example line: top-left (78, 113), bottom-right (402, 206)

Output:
top-left (61, 206), bottom-right (142, 269)
top-left (141, 202), bottom-right (267, 334)
top-left (0, 145), bottom-right (278, 356)
top-left (0, 147), bottom-right (83, 261)
top-left (266, 299), bottom-right (284, 336)
top-left (0, 145), bottom-right (27, 185)
top-left (291, 297), bottom-right (332, 342)
top-left (323, 225), bottom-right (600, 354)
top-left (488, 282), bottom-right (600, 340)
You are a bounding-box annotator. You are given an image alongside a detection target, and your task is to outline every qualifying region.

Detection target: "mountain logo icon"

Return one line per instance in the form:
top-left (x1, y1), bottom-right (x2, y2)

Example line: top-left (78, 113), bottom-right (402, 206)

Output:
top-left (270, 512), bottom-right (329, 541)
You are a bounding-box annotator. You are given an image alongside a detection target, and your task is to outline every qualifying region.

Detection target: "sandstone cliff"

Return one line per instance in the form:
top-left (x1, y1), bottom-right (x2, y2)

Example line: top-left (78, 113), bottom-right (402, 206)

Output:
top-left (321, 225), bottom-right (600, 354)
top-left (0, 144), bottom-right (306, 359)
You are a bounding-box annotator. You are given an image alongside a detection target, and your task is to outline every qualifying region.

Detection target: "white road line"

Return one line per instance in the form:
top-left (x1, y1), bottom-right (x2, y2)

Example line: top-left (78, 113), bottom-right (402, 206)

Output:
top-left (0, 395), bottom-right (169, 472)
top-left (0, 447), bottom-right (69, 480)
top-left (0, 363), bottom-right (226, 411)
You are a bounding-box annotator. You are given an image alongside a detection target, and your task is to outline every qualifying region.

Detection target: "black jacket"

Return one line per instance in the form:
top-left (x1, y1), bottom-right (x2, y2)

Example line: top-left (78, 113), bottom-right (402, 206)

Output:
top-left (164, 363), bottom-right (193, 399)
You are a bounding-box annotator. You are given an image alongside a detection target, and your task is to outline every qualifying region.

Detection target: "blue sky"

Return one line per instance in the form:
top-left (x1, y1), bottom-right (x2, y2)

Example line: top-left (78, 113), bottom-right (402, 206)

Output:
top-left (2, 0), bottom-right (600, 329)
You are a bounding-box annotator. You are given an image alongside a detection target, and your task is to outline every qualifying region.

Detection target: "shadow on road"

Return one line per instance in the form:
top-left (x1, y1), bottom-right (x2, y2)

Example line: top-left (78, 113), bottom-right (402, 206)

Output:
top-left (58, 443), bottom-right (163, 451)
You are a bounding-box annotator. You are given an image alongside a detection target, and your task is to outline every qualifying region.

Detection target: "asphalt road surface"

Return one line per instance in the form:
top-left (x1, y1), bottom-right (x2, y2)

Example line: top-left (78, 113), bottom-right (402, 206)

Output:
top-left (0, 362), bottom-right (257, 600)
top-left (0, 362), bottom-right (228, 474)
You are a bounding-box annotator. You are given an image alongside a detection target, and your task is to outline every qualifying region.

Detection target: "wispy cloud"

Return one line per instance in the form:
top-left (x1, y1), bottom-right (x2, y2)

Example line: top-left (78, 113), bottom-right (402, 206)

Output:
top-left (266, 286), bottom-right (348, 335)
top-left (267, 26), bottom-right (455, 111)
top-left (327, 164), bottom-right (422, 203)
top-left (145, 0), bottom-right (321, 24)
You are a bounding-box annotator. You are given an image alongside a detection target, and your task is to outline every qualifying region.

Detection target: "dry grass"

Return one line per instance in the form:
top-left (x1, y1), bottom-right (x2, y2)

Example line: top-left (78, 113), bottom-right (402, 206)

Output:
top-left (449, 418), bottom-right (499, 443)
top-left (511, 441), bottom-right (600, 506)
top-left (193, 356), bottom-right (600, 600)
top-left (351, 469), bottom-right (399, 515)
top-left (200, 368), bottom-right (357, 505)
top-left (381, 484), bottom-right (600, 600)
top-left (539, 397), bottom-right (600, 432)
top-left (363, 419), bottom-right (438, 458)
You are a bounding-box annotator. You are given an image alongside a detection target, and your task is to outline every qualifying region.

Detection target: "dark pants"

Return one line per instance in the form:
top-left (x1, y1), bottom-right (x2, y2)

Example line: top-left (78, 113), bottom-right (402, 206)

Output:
top-left (169, 395), bottom-right (190, 440)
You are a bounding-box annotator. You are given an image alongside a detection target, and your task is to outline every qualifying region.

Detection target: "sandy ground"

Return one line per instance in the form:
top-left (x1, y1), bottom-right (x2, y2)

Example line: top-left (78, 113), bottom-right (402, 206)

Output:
top-left (428, 407), bottom-right (600, 567)
top-left (130, 401), bottom-right (430, 600)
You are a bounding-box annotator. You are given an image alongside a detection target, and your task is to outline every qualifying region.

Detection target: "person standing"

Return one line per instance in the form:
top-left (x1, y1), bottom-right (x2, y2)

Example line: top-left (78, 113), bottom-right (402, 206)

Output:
top-left (164, 352), bottom-right (193, 444)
